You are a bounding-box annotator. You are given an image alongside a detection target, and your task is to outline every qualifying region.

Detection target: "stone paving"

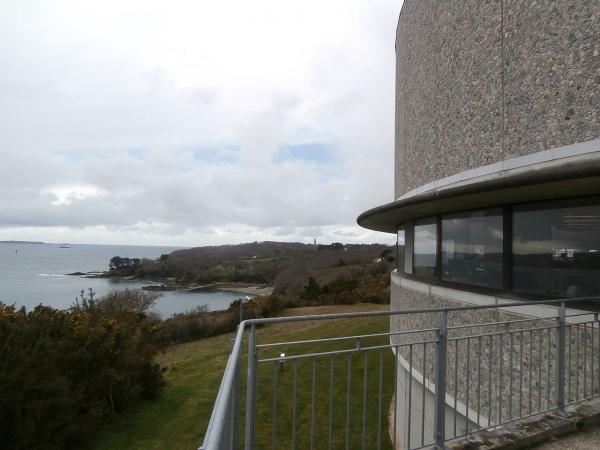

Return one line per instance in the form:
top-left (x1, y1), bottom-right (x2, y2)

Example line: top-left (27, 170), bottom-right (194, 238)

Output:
top-left (533, 426), bottom-right (600, 449)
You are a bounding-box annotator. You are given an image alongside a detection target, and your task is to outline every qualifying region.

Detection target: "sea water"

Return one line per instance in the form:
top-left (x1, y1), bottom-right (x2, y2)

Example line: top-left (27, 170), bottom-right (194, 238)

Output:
top-left (0, 243), bottom-right (247, 317)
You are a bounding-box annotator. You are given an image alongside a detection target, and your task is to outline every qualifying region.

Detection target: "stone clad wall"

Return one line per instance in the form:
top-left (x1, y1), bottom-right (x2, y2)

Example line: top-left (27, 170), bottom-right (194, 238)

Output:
top-left (391, 2), bottom-right (600, 445)
top-left (390, 281), bottom-right (553, 429)
top-left (395, 0), bottom-right (600, 199)
top-left (503, 0), bottom-right (600, 160)
top-left (390, 273), bottom-right (600, 440)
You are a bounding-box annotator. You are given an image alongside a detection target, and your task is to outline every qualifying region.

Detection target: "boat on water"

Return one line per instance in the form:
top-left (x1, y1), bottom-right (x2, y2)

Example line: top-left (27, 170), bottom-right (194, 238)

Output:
top-left (59, 243), bottom-right (71, 248)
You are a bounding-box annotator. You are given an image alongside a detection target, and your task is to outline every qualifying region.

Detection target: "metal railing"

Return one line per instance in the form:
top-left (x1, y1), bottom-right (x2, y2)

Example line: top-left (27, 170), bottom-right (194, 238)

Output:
top-left (198, 297), bottom-right (600, 450)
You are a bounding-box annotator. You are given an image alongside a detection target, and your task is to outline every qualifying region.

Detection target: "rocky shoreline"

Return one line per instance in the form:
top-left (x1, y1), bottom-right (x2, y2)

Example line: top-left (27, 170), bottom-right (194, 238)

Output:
top-left (65, 271), bottom-right (273, 296)
top-left (66, 271), bottom-right (106, 278)
top-left (142, 282), bottom-right (273, 296)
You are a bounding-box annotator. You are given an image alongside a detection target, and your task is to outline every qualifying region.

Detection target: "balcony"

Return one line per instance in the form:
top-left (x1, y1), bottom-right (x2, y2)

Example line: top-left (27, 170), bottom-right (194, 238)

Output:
top-left (199, 298), bottom-right (600, 449)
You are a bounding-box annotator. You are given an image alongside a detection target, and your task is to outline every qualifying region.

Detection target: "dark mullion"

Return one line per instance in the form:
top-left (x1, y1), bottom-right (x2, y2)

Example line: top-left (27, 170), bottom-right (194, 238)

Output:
top-left (503, 205), bottom-right (513, 291)
top-left (396, 226), bottom-right (400, 272)
top-left (436, 216), bottom-right (442, 281)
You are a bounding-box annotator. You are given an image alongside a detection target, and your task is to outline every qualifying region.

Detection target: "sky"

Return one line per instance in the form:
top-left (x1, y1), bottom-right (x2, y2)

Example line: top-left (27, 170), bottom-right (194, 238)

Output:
top-left (0, 0), bottom-right (402, 247)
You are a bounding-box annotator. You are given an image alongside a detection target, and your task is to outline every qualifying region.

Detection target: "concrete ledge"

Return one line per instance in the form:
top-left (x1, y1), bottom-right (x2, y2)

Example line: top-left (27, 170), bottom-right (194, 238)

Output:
top-left (447, 397), bottom-right (600, 450)
top-left (395, 272), bottom-right (597, 324)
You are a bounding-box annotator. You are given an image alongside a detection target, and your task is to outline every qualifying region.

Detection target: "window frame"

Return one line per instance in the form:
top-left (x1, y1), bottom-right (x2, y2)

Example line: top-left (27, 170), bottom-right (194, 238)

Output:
top-left (413, 216), bottom-right (438, 279)
top-left (398, 195), bottom-right (600, 300)
top-left (396, 224), bottom-right (406, 273)
top-left (512, 196), bottom-right (600, 299)
top-left (440, 207), bottom-right (504, 290)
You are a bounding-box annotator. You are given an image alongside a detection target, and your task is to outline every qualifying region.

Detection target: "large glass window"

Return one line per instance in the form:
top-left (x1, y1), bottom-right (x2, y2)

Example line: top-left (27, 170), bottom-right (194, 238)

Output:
top-left (397, 226), bottom-right (405, 272)
top-left (441, 209), bottom-right (503, 288)
top-left (413, 218), bottom-right (437, 278)
top-left (513, 199), bottom-right (600, 298)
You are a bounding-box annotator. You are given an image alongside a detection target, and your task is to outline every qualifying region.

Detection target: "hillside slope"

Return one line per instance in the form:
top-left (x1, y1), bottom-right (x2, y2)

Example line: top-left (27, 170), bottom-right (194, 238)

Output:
top-left (87, 304), bottom-right (395, 450)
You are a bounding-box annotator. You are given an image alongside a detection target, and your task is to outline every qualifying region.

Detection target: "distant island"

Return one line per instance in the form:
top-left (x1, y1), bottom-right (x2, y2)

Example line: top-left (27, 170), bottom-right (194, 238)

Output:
top-left (0, 240), bottom-right (45, 244)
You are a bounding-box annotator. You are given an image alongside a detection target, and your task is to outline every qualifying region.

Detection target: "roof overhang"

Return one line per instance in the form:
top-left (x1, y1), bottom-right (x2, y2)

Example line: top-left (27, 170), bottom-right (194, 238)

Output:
top-left (358, 150), bottom-right (600, 233)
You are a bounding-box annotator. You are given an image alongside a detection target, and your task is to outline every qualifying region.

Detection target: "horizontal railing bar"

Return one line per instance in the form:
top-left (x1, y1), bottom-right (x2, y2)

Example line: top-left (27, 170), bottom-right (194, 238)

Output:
top-left (567, 320), bottom-right (600, 326)
top-left (257, 317), bottom-right (600, 352)
top-left (564, 312), bottom-right (600, 318)
top-left (241, 297), bottom-right (600, 327)
top-left (259, 316), bottom-right (600, 350)
top-left (258, 322), bottom-right (570, 362)
top-left (447, 324), bottom-right (558, 341)
top-left (258, 315), bottom-right (599, 350)
top-left (257, 340), bottom-right (437, 363)
top-left (566, 394), bottom-right (600, 406)
top-left (449, 317), bottom-right (556, 330)
top-left (256, 327), bottom-right (438, 349)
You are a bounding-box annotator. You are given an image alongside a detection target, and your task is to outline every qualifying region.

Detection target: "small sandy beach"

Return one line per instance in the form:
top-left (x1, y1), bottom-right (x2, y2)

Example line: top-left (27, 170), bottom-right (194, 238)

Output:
top-left (215, 284), bottom-right (274, 296)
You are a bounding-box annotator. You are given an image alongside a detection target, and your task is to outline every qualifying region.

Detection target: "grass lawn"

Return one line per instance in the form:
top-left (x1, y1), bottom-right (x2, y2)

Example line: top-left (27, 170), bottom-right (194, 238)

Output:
top-left (87, 303), bottom-right (395, 450)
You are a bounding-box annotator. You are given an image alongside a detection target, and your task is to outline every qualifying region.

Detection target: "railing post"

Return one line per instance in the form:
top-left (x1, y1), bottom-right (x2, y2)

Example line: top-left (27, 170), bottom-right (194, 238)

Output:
top-left (434, 310), bottom-right (448, 449)
top-left (555, 303), bottom-right (566, 415)
top-left (245, 324), bottom-right (257, 449)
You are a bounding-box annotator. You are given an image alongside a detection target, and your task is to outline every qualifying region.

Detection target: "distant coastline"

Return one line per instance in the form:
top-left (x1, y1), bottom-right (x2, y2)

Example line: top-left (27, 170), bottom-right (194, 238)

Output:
top-left (65, 271), bottom-right (272, 297)
top-left (0, 240), bottom-right (46, 244)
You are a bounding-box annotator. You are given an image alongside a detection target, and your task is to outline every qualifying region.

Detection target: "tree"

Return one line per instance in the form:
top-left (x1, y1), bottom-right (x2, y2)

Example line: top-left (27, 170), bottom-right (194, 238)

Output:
top-left (0, 290), bottom-right (166, 450)
top-left (301, 276), bottom-right (321, 300)
top-left (109, 256), bottom-right (142, 273)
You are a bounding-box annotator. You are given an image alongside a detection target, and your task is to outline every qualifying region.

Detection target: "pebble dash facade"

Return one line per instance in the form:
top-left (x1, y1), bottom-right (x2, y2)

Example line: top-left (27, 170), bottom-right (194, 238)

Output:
top-left (358, 1), bottom-right (600, 447)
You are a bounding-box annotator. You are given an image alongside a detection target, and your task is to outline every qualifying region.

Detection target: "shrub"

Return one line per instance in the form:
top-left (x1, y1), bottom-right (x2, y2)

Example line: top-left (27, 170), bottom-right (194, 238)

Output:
top-left (0, 290), bottom-right (166, 450)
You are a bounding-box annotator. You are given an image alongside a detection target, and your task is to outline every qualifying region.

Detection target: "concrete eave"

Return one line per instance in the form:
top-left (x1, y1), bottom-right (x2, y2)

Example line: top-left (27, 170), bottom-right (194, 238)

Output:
top-left (357, 150), bottom-right (600, 233)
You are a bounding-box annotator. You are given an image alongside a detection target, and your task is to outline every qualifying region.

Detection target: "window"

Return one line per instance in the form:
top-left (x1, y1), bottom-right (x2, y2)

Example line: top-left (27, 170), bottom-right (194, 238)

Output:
top-left (397, 226), bottom-right (405, 272)
top-left (399, 197), bottom-right (600, 299)
top-left (441, 209), bottom-right (503, 288)
top-left (413, 217), bottom-right (437, 278)
top-left (513, 199), bottom-right (600, 298)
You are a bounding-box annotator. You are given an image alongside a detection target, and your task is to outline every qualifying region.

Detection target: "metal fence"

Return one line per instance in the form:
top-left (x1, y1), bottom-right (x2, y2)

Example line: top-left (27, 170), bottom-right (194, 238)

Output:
top-left (198, 297), bottom-right (600, 450)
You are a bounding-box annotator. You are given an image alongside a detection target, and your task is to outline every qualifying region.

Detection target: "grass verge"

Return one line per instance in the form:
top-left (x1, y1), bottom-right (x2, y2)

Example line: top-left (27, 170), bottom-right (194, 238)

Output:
top-left (87, 303), bottom-right (394, 450)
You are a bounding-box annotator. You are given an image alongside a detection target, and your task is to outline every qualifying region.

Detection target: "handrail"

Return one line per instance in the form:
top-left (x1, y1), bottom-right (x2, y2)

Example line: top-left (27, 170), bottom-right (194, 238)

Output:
top-left (199, 295), bottom-right (600, 450)
top-left (199, 323), bottom-right (246, 450)
top-left (243, 296), bottom-right (600, 326)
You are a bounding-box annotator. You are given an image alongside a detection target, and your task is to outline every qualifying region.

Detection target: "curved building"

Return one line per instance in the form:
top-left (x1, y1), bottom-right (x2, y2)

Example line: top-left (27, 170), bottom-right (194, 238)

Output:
top-left (360, 0), bottom-right (600, 304)
top-left (358, 1), bottom-right (600, 447)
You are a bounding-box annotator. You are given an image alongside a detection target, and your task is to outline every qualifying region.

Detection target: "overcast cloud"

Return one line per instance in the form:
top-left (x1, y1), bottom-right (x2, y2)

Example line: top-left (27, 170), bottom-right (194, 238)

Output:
top-left (0, 0), bottom-right (401, 246)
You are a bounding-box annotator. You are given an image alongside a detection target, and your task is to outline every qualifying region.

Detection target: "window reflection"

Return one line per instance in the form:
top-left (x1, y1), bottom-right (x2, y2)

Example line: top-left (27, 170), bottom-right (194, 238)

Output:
top-left (414, 218), bottom-right (437, 278)
top-left (513, 199), bottom-right (600, 298)
top-left (441, 209), bottom-right (503, 288)
top-left (397, 226), bottom-right (405, 272)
